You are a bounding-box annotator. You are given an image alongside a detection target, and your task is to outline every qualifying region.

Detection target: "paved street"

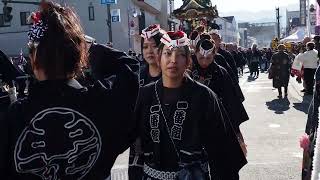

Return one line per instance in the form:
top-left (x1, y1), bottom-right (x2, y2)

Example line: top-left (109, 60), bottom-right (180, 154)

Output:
top-left (239, 71), bottom-right (312, 180)
top-left (111, 70), bottom-right (312, 180)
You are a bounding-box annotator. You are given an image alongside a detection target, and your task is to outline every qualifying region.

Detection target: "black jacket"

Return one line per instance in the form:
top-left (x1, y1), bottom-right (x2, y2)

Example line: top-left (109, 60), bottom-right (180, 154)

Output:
top-left (218, 48), bottom-right (238, 81)
top-left (135, 77), bottom-right (247, 179)
top-left (0, 50), bottom-right (22, 85)
top-left (191, 57), bottom-right (249, 130)
top-left (210, 54), bottom-right (245, 102)
top-left (139, 64), bottom-right (161, 87)
top-left (0, 46), bottom-right (139, 180)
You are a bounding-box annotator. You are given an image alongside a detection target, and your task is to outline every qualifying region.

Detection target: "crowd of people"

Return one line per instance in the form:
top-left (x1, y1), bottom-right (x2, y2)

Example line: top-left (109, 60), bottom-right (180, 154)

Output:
top-left (0, 1), bottom-right (251, 180)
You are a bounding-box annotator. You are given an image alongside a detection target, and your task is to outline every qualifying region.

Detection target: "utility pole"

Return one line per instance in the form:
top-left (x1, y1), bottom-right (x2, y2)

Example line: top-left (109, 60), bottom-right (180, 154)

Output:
top-left (306, 0), bottom-right (311, 37)
top-left (276, 7), bottom-right (280, 39)
top-left (106, 4), bottom-right (112, 43)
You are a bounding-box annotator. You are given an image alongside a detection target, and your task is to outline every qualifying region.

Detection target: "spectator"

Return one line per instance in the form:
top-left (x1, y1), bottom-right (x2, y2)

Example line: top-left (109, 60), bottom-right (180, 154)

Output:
top-left (298, 42), bottom-right (319, 95)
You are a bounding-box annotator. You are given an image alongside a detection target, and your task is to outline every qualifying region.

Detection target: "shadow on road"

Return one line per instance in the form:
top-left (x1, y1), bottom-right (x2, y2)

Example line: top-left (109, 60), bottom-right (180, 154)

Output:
top-left (293, 95), bottom-right (313, 114)
top-left (247, 76), bottom-right (258, 82)
top-left (266, 97), bottom-right (291, 114)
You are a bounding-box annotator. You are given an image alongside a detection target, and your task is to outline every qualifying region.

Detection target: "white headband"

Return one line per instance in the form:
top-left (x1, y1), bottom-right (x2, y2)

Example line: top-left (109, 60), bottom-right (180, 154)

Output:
top-left (160, 32), bottom-right (190, 50)
top-left (199, 41), bottom-right (215, 57)
top-left (190, 34), bottom-right (200, 47)
top-left (208, 29), bottom-right (219, 35)
top-left (141, 24), bottom-right (160, 39)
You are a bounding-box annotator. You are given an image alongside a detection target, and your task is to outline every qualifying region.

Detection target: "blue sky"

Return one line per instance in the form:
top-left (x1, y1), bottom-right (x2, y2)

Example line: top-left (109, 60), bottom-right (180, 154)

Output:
top-left (174, 0), bottom-right (314, 13)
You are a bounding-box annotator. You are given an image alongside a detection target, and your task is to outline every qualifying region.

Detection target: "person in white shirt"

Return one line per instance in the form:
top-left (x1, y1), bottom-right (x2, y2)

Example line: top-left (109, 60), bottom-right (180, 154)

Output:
top-left (298, 42), bottom-right (319, 95)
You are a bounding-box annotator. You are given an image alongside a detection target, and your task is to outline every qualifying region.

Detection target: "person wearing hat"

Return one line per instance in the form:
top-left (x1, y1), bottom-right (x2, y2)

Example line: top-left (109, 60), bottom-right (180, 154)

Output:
top-left (134, 30), bottom-right (247, 180)
top-left (269, 44), bottom-right (292, 98)
top-left (197, 33), bottom-right (245, 102)
top-left (128, 24), bottom-right (163, 179)
top-left (191, 36), bottom-right (249, 158)
top-left (138, 24), bottom-right (163, 87)
top-left (209, 27), bottom-right (238, 82)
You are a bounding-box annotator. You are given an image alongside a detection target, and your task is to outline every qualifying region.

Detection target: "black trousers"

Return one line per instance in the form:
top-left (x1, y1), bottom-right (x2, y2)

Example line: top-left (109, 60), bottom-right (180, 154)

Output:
top-left (304, 68), bottom-right (316, 94)
top-left (250, 62), bottom-right (259, 76)
top-left (278, 86), bottom-right (288, 95)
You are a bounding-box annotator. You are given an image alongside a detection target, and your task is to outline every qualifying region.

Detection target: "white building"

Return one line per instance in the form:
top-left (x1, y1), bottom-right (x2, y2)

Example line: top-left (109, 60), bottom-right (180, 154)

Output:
top-left (0, 2), bottom-right (37, 56)
top-left (0, 0), bottom-right (169, 56)
top-left (214, 16), bottom-right (238, 44)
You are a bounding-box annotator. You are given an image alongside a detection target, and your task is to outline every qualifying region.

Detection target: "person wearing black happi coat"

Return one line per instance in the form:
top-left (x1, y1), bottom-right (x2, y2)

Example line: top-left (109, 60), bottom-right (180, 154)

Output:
top-left (0, 3), bottom-right (139, 180)
top-left (190, 38), bottom-right (249, 159)
top-left (134, 31), bottom-right (247, 180)
top-left (128, 24), bottom-right (163, 179)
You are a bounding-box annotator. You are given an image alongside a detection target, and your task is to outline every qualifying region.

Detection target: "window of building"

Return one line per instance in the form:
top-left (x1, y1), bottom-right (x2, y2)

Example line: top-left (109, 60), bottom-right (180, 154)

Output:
top-left (20, 12), bottom-right (31, 26)
top-left (0, 14), bottom-right (10, 27)
top-left (88, 6), bottom-right (95, 21)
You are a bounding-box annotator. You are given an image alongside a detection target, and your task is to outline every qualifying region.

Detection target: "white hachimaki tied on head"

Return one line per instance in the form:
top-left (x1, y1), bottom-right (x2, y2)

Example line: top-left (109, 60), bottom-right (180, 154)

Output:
top-left (208, 22), bottom-right (221, 36)
top-left (208, 29), bottom-right (220, 36)
top-left (190, 30), bottom-right (201, 47)
top-left (160, 31), bottom-right (190, 50)
top-left (198, 39), bottom-right (215, 57)
top-left (141, 24), bottom-right (162, 40)
top-left (27, 11), bottom-right (48, 49)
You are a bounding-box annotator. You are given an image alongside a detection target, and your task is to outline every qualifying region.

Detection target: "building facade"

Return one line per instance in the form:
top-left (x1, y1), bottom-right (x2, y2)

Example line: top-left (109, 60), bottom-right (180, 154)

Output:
top-left (0, 0), bottom-right (169, 56)
top-left (239, 22), bottom-right (277, 48)
top-left (214, 16), bottom-right (238, 44)
top-left (286, 10), bottom-right (300, 36)
top-left (0, 2), bottom-right (37, 56)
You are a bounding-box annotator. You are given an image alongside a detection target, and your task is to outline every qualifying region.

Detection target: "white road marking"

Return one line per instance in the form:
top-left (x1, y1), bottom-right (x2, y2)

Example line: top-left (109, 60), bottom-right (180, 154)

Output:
top-left (279, 132), bottom-right (289, 135)
top-left (269, 123), bottom-right (281, 128)
top-left (291, 152), bottom-right (303, 158)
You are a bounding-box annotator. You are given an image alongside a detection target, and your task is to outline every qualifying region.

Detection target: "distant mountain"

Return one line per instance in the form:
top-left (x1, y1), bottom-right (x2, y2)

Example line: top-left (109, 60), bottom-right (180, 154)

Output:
top-left (219, 3), bottom-right (299, 26)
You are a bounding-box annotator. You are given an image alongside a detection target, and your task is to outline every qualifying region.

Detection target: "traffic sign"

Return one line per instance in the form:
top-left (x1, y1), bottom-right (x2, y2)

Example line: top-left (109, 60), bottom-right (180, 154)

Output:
top-left (111, 9), bottom-right (121, 22)
top-left (112, 16), bottom-right (119, 22)
top-left (101, 0), bottom-right (117, 5)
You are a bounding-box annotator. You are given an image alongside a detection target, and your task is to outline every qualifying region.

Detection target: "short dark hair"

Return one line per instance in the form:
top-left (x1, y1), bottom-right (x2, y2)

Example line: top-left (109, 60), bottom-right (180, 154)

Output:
top-left (32, 1), bottom-right (87, 79)
top-left (314, 35), bottom-right (320, 43)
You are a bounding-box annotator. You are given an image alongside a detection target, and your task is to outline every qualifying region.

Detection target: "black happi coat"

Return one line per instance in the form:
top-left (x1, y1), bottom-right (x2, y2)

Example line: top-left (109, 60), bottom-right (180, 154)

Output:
top-left (129, 64), bottom-right (161, 179)
top-left (139, 64), bottom-right (161, 87)
top-left (214, 53), bottom-right (237, 83)
top-left (0, 50), bottom-right (23, 85)
top-left (191, 56), bottom-right (249, 131)
top-left (135, 77), bottom-right (247, 179)
top-left (0, 48), bottom-right (139, 180)
top-left (232, 51), bottom-right (246, 68)
top-left (89, 43), bottom-right (140, 81)
top-left (218, 48), bottom-right (238, 81)
top-left (0, 50), bottom-right (23, 113)
top-left (214, 54), bottom-right (245, 102)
